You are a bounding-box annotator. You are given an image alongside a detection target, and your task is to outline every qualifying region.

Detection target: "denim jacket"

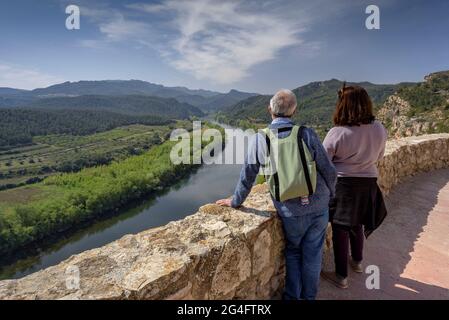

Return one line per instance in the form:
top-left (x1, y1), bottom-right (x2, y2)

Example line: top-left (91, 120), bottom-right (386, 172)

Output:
top-left (231, 118), bottom-right (337, 217)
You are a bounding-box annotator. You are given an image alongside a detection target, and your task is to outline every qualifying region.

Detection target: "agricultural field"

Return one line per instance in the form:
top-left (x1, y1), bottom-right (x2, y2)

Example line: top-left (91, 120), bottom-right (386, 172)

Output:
top-left (0, 121), bottom-right (191, 190)
top-left (0, 122), bottom-right (221, 256)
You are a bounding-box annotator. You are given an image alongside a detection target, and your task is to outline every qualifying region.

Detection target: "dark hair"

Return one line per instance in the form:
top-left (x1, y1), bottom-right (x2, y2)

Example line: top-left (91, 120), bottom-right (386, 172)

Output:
top-left (333, 83), bottom-right (375, 126)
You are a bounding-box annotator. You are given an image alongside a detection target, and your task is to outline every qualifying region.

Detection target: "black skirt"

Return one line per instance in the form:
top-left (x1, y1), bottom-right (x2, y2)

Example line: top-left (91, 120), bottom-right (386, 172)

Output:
top-left (329, 177), bottom-right (387, 238)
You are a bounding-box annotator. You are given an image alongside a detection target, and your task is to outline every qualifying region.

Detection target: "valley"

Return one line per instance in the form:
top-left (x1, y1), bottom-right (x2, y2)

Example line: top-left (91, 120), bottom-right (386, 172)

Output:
top-left (0, 122), bottom-right (190, 190)
top-left (0, 123), bottom-right (245, 280)
top-left (0, 71), bottom-right (448, 279)
top-left (0, 121), bottom-right (224, 258)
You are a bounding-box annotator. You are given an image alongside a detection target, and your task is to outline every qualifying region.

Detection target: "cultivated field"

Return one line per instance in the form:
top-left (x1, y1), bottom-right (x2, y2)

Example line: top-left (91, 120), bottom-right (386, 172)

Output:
top-left (0, 122), bottom-right (190, 189)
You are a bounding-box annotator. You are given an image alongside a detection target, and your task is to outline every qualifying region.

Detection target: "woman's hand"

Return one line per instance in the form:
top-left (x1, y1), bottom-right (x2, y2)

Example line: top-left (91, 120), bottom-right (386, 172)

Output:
top-left (215, 198), bottom-right (232, 207)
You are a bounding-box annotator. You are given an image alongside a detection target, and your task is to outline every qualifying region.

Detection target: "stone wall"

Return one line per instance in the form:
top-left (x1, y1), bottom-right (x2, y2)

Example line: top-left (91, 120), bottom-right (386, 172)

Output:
top-left (377, 134), bottom-right (449, 194)
top-left (1, 134), bottom-right (448, 300)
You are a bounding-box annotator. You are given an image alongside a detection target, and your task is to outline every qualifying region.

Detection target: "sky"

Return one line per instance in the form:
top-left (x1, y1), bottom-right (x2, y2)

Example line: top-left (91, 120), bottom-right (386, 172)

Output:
top-left (0, 0), bottom-right (448, 94)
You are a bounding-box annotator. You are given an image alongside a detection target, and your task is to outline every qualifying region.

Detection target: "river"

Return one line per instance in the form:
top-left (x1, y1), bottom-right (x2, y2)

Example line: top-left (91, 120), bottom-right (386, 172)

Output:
top-left (0, 124), bottom-right (252, 280)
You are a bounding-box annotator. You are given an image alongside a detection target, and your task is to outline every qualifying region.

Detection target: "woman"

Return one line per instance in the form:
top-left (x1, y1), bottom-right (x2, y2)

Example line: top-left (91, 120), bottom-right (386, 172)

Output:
top-left (322, 84), bottom-right (388, 289)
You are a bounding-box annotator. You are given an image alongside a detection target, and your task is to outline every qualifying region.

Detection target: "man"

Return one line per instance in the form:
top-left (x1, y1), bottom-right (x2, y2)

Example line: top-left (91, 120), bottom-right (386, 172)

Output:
top-left (216, 89), bottom-right (336, 300)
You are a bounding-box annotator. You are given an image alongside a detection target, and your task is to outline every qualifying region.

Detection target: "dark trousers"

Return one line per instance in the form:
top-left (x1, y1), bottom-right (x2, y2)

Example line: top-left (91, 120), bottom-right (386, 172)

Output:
top-left (331, 223), bottom-right (364, 278)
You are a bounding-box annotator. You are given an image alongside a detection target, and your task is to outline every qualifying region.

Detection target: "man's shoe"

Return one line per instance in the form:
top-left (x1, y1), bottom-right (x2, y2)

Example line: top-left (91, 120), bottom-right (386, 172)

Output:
top-left (321, 271), bottom-right (348, 289)
top-left (350, 258), bottom-right (363, 273)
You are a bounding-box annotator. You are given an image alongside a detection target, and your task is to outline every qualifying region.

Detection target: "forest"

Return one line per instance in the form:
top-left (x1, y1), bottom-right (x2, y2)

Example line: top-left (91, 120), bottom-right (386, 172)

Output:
top-left (0, 108), bottom-right (173, 148)
top-left (397, 78), bottom-right (449, 115)
top-left (26, 95), bottom-right (204, 117)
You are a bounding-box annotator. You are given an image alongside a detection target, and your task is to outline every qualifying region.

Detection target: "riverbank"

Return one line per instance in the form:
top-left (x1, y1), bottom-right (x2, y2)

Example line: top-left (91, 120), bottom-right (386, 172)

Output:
top-left (0, 123), bottom-right (244, 280)
top-left (0, 122), bottom-right (224, 259)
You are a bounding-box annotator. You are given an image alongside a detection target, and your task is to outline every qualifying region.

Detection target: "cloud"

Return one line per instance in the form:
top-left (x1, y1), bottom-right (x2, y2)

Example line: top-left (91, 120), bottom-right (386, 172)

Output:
top-left (99, 16), bottom-right (149, 41)
top-left (79, 0), bottom-right (312, 84)
top-left (125, 3), bottom-right (167, 13)
top-left (78, 5), bottom-right (152, 47)
top-left (78, 39), bottom-right (107, 49)
top-left (0, 63), bottom-right (63, 89)
top-left (128, 0), bottom-right (305, 84)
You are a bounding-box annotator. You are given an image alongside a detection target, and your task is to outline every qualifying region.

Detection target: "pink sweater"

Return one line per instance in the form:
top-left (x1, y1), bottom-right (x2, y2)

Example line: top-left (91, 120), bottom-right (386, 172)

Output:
top-left (323, 120), bottom-right (388, 177)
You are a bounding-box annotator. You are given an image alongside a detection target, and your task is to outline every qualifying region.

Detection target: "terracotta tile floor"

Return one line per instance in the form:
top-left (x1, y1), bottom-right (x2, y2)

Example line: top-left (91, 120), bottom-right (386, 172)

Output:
top-left (318, 169), bottom-right (449, 300)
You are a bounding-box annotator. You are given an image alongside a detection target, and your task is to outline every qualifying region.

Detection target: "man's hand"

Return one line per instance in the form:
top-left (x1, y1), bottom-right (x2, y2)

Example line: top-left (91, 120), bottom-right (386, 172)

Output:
top-left (216, 198), bottom-right (232, 207)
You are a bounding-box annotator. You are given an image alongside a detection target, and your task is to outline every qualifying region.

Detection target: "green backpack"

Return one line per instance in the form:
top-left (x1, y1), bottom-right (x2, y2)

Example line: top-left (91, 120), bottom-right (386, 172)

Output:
top-left (260, 125), bottom-right (317, 202)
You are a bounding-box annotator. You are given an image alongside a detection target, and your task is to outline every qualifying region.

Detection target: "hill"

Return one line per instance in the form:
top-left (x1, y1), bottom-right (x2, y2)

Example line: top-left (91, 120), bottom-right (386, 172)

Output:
top-left (0, 88), bottom-right (34, 107)
top-left (0, 108), bottom-right (173, 147)
top-left (176, 89), bottom-right (258, 111)
top-left (30, 80), bottom-right (217, 98)
top-left (0, 88), bottom-right (29, 95)
top-left (377, 71), bottom-right (449, 137)
top-left (26, 95), bottom-right (204, 118)
top-left (0, 80), bottom-right (257, 111)
top-left (216, 79), bottom-right (413, 133)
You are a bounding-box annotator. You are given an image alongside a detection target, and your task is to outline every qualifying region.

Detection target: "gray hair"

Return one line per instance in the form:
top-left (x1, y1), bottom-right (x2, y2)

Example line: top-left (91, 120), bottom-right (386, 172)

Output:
top-left (269, 89), bottom-right (297, 117)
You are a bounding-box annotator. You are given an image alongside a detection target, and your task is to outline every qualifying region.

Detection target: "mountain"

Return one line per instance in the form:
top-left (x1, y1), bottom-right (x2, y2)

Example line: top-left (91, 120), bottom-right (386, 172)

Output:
top-left (0, 88), bottom-right (30, 95)
top-left (0, 92), bottom-right (204, 148)
top-left (0, 80), bottom-right (257, 111)
top-left (217, 79), bottom-right (414, 133)
top-left (26, 95), bottom-right (204, 118)
top-left (206, 89), bottom-right (258, 110)
top-left (0, 88), bottom-right (34, 107)
top-left (377, 71), bottom-right (449, 137)
top-left (30, 80), bottom-right (218, 99)
top-left (0, 108), bottom-right (172, 147)
top-left (0, 95), bottom-right (35, 107)
top-left (176, 89), bottom-right (258, 111)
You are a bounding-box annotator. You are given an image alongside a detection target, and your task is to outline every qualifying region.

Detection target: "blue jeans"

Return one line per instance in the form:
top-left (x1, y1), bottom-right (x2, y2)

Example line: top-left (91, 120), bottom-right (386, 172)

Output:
top-left (279, 209), bottom-right (329, 300)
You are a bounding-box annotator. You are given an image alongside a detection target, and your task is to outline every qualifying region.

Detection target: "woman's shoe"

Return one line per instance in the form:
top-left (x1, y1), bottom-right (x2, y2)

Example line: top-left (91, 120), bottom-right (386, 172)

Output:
top-left (350, 258), bottom-right (363, 273)
top-left (321, 271), bottom-right (348, 289)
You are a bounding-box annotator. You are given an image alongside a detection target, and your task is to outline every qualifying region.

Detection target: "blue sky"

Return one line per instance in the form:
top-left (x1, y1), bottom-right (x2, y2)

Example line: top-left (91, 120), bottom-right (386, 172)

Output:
top-left (0, 0), bottom-right (448, 93)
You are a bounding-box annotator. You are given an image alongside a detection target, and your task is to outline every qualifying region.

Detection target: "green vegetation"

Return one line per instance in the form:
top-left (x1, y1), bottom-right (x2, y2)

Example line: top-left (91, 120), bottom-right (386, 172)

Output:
top-left (393, 70), bottom-right (449, 135)
top-left (216, 79), bottom-right (412, 137)
top-left (0, 87), bottom-right (220, 256)
top-left (0, 123), bottom-right (190, 190)
top-left (27, 95), bottom-right (204, 117)
top-left (0, 108), bottom-right (174, 147)
top-left (2, 72), bottom-right (447, 259)
top-left (0, 99), bottom-right (200, 190)
top-left (397, 72), bottom-right (448, 115)
top-left (0, 123), bottom-right (221, 256)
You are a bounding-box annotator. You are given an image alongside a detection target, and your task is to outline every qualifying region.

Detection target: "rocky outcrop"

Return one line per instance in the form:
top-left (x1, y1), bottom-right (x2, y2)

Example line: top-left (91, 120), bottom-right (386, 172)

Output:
top-left (377, 95), bottom-right (437, 138)
top-left (377, 71), bottom-right (449, 138)
top-left (1, 134), bottom-right (449, 300)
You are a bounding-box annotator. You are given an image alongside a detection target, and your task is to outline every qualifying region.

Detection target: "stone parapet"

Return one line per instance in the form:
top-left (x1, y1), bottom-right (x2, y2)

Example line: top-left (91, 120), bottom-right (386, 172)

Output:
top-left (1, 134), bottom-right (448, 299)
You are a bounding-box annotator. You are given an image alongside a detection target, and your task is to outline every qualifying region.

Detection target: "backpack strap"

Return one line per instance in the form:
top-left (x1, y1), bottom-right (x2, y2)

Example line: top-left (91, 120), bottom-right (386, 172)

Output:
top-left (261, 129), bottom-right (281, 202)
top-left (297, 126), bottom-right (314, 196)
top-left (256, 128), bottom-right (269, 168)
